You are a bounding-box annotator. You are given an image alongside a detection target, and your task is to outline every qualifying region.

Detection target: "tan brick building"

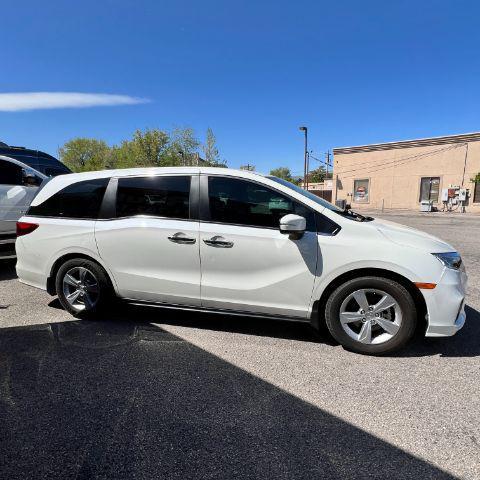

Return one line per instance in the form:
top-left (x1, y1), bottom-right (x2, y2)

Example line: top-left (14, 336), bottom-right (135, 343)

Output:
top-left (332, 132), bottom-right (480, 213)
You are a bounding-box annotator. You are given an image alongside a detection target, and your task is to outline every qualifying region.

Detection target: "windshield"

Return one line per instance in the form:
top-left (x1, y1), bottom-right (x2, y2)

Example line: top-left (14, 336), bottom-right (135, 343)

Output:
top-left (266, 176), bottom-right (343, 212)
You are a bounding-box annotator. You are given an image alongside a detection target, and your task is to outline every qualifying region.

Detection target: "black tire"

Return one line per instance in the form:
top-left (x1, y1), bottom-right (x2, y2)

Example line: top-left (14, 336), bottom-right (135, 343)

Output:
top-left (55, 258), bottom-right (114, 318)
top-left (325, 276), bottom-right (417, 355)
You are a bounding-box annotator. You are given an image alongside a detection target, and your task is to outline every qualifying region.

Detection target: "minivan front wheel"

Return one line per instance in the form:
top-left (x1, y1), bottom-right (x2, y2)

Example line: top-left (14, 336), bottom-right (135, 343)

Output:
top-left (325, 276), bottom-right (417, 355)
top-left (55, 258), bottom-right (113, 318)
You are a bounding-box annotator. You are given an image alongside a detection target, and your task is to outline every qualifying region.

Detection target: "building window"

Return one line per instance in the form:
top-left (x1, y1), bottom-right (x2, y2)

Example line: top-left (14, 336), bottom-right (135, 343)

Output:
top-left (474, 182), bottom-right (480, 203)
top-left (419, 177), bottom-right (440, 203)
top-left (353, 179), bottom-right (369, 203)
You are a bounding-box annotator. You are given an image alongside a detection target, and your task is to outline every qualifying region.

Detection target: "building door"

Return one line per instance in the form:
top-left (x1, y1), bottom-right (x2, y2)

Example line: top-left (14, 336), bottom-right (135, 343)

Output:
top-left (419, 177), bottom-right (440, 203)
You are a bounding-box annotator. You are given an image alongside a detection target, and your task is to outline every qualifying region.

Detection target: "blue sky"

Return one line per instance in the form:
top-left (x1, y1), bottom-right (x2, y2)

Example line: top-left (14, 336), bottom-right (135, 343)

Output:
top-left (0, 0), bottom-right (478, 174)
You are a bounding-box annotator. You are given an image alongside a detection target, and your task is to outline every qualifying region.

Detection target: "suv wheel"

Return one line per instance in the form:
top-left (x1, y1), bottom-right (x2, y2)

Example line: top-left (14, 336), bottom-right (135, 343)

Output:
top-left (325, 276), bottom-right (417, 355)
top-left (55, 258), bottom-right (113, 318)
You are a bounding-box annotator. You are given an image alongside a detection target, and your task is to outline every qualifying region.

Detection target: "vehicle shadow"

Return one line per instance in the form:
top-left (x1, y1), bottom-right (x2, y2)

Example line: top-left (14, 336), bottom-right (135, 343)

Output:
top-left (47, 298), bottom-right (332, 345)
top-left (0, 260), bottom-right (17, 281)
top-left (47, 299), bottom-right (480, 358)
top-left (0, 317), bottom-right (457, 480)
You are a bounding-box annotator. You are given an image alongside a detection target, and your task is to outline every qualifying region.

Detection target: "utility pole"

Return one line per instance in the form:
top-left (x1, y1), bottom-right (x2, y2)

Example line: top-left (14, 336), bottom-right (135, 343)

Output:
top-left (325, 151), bottom-right (331, 179)
top-left (299, 126), bottom-right (308, 190)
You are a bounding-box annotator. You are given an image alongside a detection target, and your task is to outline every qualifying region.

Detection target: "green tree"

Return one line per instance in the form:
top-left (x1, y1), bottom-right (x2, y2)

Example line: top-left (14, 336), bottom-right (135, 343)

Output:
top-left (203, 128), bottom-right (220, 165)
top-left (269, 167), bottom-right (292, 181)
top-left (59, 138), bottom-right (111, 172)
top-left (111, 128), bottom-right (170, 169)
top-left (165, 127), bottom-right (201, 165)
top-left (308, 166), bottom-right (327, 183)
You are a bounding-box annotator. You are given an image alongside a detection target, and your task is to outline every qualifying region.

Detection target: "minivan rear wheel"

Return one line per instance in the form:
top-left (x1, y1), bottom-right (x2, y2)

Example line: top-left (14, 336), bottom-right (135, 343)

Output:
top-left (55, 258), bottom-right (113, 318)
top-left (325, 276), bottom-right (417, 355)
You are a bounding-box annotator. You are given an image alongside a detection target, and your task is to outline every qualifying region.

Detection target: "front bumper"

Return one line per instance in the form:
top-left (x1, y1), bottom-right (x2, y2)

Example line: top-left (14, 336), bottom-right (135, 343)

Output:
top-left (424, 267), bottom-right (468, 337)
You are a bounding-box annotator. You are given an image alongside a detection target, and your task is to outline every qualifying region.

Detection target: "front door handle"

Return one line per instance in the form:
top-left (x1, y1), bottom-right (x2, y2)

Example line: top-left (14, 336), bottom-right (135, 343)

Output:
top-left (168, 232), bottom-right (196, 244)
top-left (203, 236), bottom-right (234, 248)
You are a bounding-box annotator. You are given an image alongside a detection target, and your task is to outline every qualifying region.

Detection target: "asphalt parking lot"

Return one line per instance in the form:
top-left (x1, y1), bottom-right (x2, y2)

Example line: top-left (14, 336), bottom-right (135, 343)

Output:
top-left (1, 212), bottom-right (479, 480)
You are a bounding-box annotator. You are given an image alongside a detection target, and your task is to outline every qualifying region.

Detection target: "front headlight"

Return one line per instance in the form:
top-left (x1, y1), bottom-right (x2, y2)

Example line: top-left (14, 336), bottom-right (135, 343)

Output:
top-left (432, 252), bottom-right (463, 270)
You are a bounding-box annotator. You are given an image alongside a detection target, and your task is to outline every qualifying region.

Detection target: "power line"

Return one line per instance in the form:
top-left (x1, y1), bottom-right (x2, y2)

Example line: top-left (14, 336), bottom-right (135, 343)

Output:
top-left (335, 143), bottom-right (464, 179)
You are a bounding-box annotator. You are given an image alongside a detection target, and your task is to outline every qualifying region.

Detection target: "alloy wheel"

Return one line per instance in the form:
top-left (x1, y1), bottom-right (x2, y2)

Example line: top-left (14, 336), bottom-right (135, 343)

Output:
top-left (62, 266), bottom-right (100, 312)
top-left (339, 288), bottom-right (402, 345)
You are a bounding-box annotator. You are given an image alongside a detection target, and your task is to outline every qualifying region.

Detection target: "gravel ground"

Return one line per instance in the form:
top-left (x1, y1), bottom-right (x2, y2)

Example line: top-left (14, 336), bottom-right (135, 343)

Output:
top-left (0, 212), bottom-right (479, 479)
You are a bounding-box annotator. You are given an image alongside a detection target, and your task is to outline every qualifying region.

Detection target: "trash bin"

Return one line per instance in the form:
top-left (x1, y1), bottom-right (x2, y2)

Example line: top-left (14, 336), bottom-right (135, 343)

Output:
top-left (420, 200), bottom-right (433, 212)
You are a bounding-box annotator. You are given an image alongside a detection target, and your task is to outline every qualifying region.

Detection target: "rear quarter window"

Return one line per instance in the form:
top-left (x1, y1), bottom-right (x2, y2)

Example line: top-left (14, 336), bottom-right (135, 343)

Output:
top-left (28, 178), bottom-right (109, 219)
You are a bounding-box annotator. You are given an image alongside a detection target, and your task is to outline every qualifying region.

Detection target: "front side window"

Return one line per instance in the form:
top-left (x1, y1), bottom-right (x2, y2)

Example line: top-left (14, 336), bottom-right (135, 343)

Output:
top-left (28, 178), bottom-right (109, 218)
top-left (208, 176), bottom-right (315, 230)
top-left (116, 176), bottom-right (191, 219)
top-left (419, 177), bottom-right (440, 202)
top-left (353, 179), bottom-right (369, 203)
top-left (0, 160), bottom-right (23, 185)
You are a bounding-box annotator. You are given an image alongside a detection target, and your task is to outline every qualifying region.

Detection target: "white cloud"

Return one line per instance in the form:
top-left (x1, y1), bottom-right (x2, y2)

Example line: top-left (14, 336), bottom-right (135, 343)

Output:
top-left (0, 92), bottom-right (149, 111)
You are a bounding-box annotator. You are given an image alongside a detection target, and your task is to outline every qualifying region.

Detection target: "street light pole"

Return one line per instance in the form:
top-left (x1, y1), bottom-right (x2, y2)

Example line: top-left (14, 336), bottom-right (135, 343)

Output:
top-left (299, 126), bottom-right (308, 190)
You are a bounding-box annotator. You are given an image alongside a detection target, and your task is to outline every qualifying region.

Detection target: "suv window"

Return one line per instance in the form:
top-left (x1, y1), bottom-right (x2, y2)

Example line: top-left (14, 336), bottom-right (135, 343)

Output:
top-left (0, 160), bottom-right (23, 185)
top-left (116, 176), bottom-right (191, 219)
top-left (28, 178), bottom-right (109, 218)
top-left (208, 176), bottom-right (315, 230)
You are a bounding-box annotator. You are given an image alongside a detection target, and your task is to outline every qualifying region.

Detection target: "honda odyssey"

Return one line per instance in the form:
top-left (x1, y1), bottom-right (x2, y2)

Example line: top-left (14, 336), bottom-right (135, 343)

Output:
top-left (15, 167), bottom-right (467, 354)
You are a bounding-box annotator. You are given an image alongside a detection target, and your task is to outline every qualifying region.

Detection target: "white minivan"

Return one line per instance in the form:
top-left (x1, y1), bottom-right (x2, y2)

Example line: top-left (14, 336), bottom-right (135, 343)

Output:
top-left (15, 167), bottom-right (467, 354)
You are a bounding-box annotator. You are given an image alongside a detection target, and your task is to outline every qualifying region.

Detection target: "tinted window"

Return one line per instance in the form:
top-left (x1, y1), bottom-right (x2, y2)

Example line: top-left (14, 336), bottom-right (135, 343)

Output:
top-left (316, 213), bottom-right (340, 235)
top-left (0, 160), bottom-right (23, 185)
top-left (37, 157), bottom-right (71, 176)
top-left (208, 177), bottom-right (315, 230)
top-left (0, 152), bottom-right (71, 177)
top-left (267, 175), bottom-right (343, 212)
top-left (116, 176), bottom-right (190, 219)
top-left (28, 178), bottom-right (109, 218)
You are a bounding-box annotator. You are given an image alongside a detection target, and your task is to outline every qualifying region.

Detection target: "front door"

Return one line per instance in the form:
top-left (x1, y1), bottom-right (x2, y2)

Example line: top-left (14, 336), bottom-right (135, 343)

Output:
top-left (95, 174), bottom-right (201, 306)
top-left (199, 175), bottom-right (318, 318)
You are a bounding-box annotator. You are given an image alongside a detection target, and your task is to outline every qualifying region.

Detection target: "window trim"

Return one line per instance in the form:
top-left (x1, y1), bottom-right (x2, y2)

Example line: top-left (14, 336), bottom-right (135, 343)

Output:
top-left (418, 176), bottom-right (441, 204)
top-left (97, 173), bottom-right (198, 222)
top-left (200, 174), bottom-right (321, 232)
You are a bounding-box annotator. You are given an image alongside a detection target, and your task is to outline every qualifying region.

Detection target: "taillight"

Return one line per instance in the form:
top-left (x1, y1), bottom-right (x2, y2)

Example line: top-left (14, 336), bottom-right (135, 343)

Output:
top-left (16, 222), bottom-right (39, 237)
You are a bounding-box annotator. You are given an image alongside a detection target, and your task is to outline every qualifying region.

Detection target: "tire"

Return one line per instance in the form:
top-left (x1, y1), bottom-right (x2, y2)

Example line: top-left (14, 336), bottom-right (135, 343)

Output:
top-left (55, 258), bottom-right (114, 318)
top-left (325, 276), bottom-right (417, 355)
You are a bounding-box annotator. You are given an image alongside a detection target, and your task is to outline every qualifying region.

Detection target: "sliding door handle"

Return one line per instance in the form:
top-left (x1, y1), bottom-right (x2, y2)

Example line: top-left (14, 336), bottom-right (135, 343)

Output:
top-left (168, 232), bottom-right (196, 244)
top-left (203, 236), bottom-right (234, 248)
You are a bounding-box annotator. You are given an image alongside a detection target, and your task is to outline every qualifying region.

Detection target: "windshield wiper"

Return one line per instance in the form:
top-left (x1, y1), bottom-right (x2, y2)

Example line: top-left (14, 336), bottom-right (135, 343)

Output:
top-left (339, 208), bottom-right (373, 222)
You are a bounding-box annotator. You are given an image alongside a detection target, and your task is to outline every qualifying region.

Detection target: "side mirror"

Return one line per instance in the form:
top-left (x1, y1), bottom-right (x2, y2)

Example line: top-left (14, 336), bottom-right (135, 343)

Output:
top-left (279, 214), bottom-right (306, 239)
